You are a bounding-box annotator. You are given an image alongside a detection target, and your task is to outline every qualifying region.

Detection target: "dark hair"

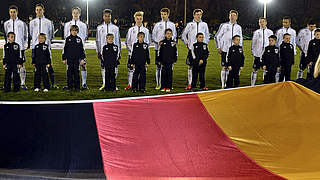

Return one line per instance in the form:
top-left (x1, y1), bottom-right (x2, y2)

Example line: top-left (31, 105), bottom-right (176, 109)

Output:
top-left (39, 33), bottom-right (46, 40)
top-left (229, 10), bottom-right (238, 16)
top-left (315, 29), bottom-right (320, 34)
top-left (160, 8), bottom-right (170, 14)
top-left (259, 17), bottom-right (267, 22)
top-left (72, 7), bottom-right (81, 13)
top-left (70, 25), bottom-right (79, 32)
top-left (103, 9), bottom-right (112, 14)
top-left (7, 32), bottom-right (15, 38)
top-left (193, 9), bottom-right (203, 15)
top-left (269, 35), bottom-right (277, 41)
top-left (106, 33), bottom-right (114, 38)
top-left (308, 20), bottom-right (316, 25)
top-left (283, 16), bottom-right (291, 22)
top-left (137, 32), bottom-right (145, 37)
top-left (283, 33), bottom-right (291, 38)
top-left (232, 35), bottom-right (240, 40)
top-left (9, 5), bottom-right (18, 11)
top-left (165, 28), bottom-right (172, 34)
top-left (35, 3), bottom-right (45, 10)
top-left (196, 32), bottom-right (204, 38)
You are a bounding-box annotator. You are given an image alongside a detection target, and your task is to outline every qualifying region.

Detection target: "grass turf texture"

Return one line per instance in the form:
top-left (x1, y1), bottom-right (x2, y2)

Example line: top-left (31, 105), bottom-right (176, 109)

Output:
top-left (0, 39), bottom-right (304, 101)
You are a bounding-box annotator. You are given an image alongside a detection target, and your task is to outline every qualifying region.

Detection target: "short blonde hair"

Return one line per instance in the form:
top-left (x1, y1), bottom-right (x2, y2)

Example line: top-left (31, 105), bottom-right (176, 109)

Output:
top-left (134, 11), bottom-right (144, 17)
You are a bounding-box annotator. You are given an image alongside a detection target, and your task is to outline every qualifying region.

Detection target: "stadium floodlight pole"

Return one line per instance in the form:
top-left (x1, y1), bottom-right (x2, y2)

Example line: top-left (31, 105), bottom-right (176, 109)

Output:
top-left (86, 0), bottom-right (89, 25)
top-left (184, 0), bottom-right (187, 26)
top-left (259, 0), bottom-right (272, 18)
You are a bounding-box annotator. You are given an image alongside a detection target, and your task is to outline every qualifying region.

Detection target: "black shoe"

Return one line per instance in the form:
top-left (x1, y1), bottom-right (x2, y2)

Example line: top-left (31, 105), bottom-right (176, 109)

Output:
top-left (62, 86), bottom-right (69, 90)
top-left (21, 85), bottom-right (28, 90)
top-left (132, 89), bottom-right (137, 93)
top-left (81, 84), bottom-right (89, 90)
top-left (68, 88), bottom-right (73, 92)
top-left (139, 89), bottom-right (146, 93)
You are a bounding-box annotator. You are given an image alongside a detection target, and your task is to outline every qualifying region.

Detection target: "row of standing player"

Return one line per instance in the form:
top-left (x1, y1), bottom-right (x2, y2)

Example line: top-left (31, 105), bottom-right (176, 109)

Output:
top-left (2, 4), bottom-right (319, 92)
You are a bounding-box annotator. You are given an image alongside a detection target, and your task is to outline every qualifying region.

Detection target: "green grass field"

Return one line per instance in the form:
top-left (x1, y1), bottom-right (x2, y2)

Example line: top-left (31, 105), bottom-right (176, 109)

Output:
top-left (0, 39), bottom-right (304, 101)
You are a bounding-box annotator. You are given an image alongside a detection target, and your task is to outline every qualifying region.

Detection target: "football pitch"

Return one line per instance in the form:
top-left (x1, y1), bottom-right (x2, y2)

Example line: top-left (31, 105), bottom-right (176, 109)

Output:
top-left (0, 40), bottom-right (303, 101)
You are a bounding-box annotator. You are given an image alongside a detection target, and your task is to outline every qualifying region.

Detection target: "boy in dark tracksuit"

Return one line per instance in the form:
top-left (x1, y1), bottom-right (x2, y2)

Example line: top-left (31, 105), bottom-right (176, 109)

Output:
top-left (279, 33), bottom-right (294, 82)
top-left (306, 29), bottom-right (320, 80)
top-left (191, 33), bottom-right (209, 90)
top-left (62, 25), bottom-right (86, 92)
top-left (130, 32), bottom-right (150, 93)
top-left (158, 29), bottom-right (177, 92)
top-left (262, 35), bottom-right (280, 84)
top-left (32, 33), bottom-right (51, 92)
top-left (2, 32), bottom-right (22, 92)
top-left (226, 35), bottom-right (244, 88)
top-left (102, 34), bottom-right (119, 91)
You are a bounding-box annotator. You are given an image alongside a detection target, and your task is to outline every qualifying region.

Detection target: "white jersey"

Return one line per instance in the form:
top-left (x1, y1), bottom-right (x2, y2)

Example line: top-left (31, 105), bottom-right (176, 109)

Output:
top-left (4, 18), bottom-right (28, 50)
top-left (251, 28), bottom-right (274, 58)
top-left (296, 27), bottom-right (315, 55)
top-left (214, 21), bottom-right (243, 53)
top-left (152, 20), bottom-right (177, 50)
top-left (125, 25), bottom-right (150, 56)
top-left (29, 16), bottom-right (54, 49)
top-left (276, 27), bottom-right (297, 55)
top-left (64, 19), bottom-right (88, 43)
top-left (96, 22), bottom-right (121, 57)
top-left (182, 20), bottom-right (210, 50)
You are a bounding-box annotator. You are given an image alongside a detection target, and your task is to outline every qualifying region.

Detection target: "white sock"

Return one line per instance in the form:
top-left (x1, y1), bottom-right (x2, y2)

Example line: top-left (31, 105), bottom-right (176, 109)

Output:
top-left (275, 71), bottom-right (280, 82)
top-left (20, 66), bottom-right (26, 85)
top-left (81, 70), bottom-right (87, 86)
top-left (156, 67), bottom-right (161, 86)
top-left (221, 69), bottom-right (226, 88)
top-left (251, 71), bottom-right (257, 86)
top-left (262, 70), bottom-right (266, 81)
top-left (188, 68), bottom-right (192, 85)
top-left (101, 68), bottom-right (105, 85)
top-left (128, 69), bottom-right (134, 86)
top-left (297, 69), bottom-right (303, 79)
top-left (115, 67), bottom-right (119, 79)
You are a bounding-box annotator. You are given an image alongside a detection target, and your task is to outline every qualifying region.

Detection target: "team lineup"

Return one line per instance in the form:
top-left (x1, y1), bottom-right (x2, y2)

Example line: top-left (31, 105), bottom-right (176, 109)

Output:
top-left (2, 3), bottom-right (320, 93)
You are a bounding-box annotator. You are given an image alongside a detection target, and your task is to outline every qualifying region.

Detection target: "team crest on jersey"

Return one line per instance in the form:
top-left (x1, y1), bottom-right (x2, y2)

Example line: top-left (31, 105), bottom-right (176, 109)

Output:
top-left (239, 48), bottom-right (243, 53)
top-left (113, 46), bottom-right (117, 51)
top-left (13, 45), bottom-right (18, 50)
top-left (43, 46), bottom-right (47, 51)
top-left (202, 45), bottom-right (206, 50)
top-left (143, 44), bottom-right (148, 49)
top-left (267, 50), bottom-right (270, 53)
top-left (313, 43), bottom-right (316, 46)
top-left (275, 49), bottom-right (279, 54)
top-left (106, 47), bottom-right (108, 51)
top-left (226, 27), bottom-right (230, 32)
top-left (76, 38), bottom-right (81, 43)
top-left (290, 45), bottom-right (293, 49)
top-left (171, 42), bottom-right (176, 47)
top-left (159, 25), bottom-right (163, 30)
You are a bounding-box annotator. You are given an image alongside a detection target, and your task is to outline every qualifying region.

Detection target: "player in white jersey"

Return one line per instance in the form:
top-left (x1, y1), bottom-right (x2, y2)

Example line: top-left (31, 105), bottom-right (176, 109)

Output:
top-left (96, 9), bottom-right (121, 91)
top-left (152, 8), bottom-right (177, 90)
top-left (214, 10), bottom-right (243, 88)
top-left (125, 11), bottom-right (150, 91)
top-left (275, 16), bottom-right (296, 82)
top-left (29, 3), bottom-right (56, 88)
top-left (182, 9), bottom-right (210, 90)
top-left (251, 17), bottom-right (274, 86)
top-left (64, 7), bottom-right (89, 90)
top-left (4, 5), bottom-right (28, 89)
top-left (296, 21), bottom-right (316, 79)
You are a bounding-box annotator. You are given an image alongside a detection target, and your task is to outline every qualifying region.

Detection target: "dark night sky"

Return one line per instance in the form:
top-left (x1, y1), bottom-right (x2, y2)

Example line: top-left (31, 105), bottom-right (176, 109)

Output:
top-left (0, 0), bottom-right (318, 30)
